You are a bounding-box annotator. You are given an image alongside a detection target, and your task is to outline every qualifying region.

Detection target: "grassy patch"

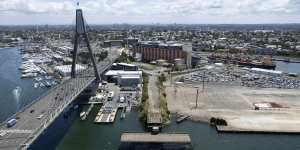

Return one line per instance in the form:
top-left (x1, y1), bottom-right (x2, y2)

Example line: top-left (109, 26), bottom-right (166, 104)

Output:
top-left (138, 101), bottom-right (149, 124)
top-left (139, 72), bottom-right (149, 124)
top-left (157, 74), bottom-right (170, 124)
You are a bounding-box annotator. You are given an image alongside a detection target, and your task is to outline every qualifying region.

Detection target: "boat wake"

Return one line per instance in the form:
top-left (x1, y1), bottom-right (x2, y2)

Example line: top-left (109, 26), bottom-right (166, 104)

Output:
top-left (12, 86), bottom-right (22, 111)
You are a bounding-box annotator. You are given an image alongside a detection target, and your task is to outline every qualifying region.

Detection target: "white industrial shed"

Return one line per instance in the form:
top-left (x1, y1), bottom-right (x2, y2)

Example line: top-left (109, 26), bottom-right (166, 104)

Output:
top-left (105, 70), bottom-right (142, 76)
top-left (250, 68), bottom-right (282, 76)
top-left (104, 70), bottom-right (142, 87)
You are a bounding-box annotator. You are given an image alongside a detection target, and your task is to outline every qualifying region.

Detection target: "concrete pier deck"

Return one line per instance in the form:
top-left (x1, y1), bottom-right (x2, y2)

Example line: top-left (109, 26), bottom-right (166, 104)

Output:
top-left (121, 133), bottom-right (191, 143)
top-left (94, 107), bottom-right (118, 123)
top-left (216, 125), bottom-right (300, 134)
top-left (94, 101), bottom-right (119, 123)
top-left (147, 76), bottom-right (162, 129)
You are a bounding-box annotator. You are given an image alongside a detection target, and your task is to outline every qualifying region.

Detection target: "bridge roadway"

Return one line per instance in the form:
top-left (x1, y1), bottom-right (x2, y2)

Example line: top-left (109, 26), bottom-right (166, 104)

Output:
top-left (0, 49), bottom-right (120, 150)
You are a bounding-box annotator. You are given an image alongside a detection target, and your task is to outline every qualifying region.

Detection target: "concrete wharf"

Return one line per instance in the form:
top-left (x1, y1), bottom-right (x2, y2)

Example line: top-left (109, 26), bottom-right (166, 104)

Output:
top-left (120, 133), bottom-right (191, 143)
top-left (216, 125), bottom-right (300, 134)
top-left (94, 107), bottom-right (118, 123)
top-left (147, 76), bottom-right (162, 129)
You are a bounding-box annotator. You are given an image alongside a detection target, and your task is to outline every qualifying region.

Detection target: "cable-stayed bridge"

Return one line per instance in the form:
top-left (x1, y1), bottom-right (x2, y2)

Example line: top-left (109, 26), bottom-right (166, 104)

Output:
top-left (0, 8), bottom-right (121, 150)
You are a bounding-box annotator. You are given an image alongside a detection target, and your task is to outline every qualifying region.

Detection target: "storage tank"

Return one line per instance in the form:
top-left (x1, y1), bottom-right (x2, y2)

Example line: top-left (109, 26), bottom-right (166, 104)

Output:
top-left (174, 58), bottom-right (186, 70)
top-left (135, 53), bottom-right (142, 62)
top-left (174, 58), bottom-right (185, 65)
top-left (156, 59), bottom-right (167, 66)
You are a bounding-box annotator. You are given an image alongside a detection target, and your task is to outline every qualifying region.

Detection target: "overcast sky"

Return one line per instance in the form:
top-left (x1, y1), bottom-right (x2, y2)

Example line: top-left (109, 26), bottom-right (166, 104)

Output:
top-left (0, 0), bottom-right (300, 25)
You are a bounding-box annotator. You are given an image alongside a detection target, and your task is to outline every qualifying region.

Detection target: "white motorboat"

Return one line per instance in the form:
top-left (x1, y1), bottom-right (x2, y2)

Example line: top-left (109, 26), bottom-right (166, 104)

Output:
top-left (21, 73), bottom-right (37, 78)
top-left (33, 83), bottom-right (39, 88)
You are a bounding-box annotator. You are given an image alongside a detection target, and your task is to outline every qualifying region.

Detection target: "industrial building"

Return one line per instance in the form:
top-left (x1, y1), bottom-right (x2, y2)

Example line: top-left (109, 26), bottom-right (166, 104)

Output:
top-left (118, 74), bottom-right (141, 87)
top-left (103, 40), bottom-right (123, 48)
top-left (102, 38), bottom-right (139, 48)
top-left (132, 41), bottom-right (192, 68)
top-left (104, 70), bottom-right (142, 87)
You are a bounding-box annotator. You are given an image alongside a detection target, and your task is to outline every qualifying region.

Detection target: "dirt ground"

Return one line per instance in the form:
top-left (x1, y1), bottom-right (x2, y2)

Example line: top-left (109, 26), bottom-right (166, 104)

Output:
top-left (166, 83), bottom-right (300, 132)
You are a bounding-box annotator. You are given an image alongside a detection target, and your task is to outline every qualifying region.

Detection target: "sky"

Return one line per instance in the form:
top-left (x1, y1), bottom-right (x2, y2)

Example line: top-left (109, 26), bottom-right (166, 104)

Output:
top-left (0, 0), bottom-right (300, 25)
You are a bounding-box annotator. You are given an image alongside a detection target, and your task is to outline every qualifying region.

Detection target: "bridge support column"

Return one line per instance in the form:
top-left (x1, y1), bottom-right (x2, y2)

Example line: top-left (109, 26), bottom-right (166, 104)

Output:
top-left (71, 9), bottom-right (101, 81)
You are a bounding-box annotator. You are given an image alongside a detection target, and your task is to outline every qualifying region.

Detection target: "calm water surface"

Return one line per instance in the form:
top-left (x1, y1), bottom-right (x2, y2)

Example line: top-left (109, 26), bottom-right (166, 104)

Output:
top-left (57, 108), bottom-right (300, 150)
top-left (0, 48), bottom-right (47, 122)
top-left (276, 61), bottom-right (300, 73)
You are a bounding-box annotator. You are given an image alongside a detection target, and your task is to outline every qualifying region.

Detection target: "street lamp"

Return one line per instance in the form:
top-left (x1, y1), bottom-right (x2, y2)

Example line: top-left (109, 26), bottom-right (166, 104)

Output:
top-left (193, 85), bottom-right (200, 109)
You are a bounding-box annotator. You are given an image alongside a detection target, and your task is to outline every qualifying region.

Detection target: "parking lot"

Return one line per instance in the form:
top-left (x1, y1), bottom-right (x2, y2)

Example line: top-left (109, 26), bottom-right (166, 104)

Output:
top-left (182, 65), bottom-right (300, 89)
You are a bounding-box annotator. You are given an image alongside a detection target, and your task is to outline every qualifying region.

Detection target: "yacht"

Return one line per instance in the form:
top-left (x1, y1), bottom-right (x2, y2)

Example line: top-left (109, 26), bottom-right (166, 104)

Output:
top-left (33, 83), bottom-right (39, 88)
top-left (21, 73), bottom-right (37, 78)
top-left (39, 82), bottom-right (45, 87)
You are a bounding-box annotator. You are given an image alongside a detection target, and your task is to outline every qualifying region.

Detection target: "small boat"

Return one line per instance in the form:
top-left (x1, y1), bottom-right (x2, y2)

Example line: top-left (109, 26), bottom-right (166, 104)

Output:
top-left (34, 77), bottom-right (42, 81)
top-left (80, 112), bottom-right (86, 120)
top-left (39, 82), bottom-right (45, 87)
top-left (121, 113), bottom-right (126, 119)
top-left (120, 107), bottom-right (126, 119)
top-left (21, 73), bottom-right (37, 78)
top-left (45, 81), bottom-right (51, 87)
top-left (33, 83), bottom-right (39, 88)
top-left (45, 76), bottom-right (53, 80)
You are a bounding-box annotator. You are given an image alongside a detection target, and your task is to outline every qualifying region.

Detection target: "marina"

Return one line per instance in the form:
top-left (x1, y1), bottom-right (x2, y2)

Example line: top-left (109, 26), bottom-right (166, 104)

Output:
top-left (0, 46), bottom-right (119, 149)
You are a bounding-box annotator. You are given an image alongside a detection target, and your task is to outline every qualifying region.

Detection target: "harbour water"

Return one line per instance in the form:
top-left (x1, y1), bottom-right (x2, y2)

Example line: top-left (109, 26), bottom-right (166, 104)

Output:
top-left (276, 61), bottom-right (300, 73)
top-left (0, 48), bottom-right (48, 122)
top-left (1, 48), bottom-right (300, 150)
top-left (57, 108), bottom-right (300, 150)
top-left (56, 61), bottom-right (300, 150)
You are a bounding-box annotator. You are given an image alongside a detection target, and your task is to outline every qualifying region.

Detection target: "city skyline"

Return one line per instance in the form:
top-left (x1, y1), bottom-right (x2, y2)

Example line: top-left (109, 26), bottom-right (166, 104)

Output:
top-left (0, 0), bottom-right (300, 25)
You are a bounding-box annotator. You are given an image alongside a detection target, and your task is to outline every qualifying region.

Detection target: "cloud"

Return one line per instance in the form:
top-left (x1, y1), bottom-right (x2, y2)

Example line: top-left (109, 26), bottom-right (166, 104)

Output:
top-left (0, 0), bottom-right (299, 24)
top-left (0, 0), bottom-right (73, 14)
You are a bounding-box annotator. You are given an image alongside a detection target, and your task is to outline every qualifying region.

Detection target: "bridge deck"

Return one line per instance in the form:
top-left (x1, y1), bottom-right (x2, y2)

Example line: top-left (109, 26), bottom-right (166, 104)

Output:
top-left (0, 50), bottom-right (119, 150)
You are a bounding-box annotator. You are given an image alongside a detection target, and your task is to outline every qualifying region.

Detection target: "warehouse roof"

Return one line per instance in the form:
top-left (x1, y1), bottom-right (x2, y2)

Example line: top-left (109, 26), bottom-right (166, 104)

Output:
top-left (105, 70), bottom-right (142, 76)
top-left (119, 75), bottom-right (141, 79)
top-left (113, 62), bottom-right (137, 67)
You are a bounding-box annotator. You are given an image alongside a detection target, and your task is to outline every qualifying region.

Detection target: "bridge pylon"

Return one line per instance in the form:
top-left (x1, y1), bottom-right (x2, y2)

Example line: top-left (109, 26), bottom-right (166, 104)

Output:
top-left (71, 9), bottom-right (101, 82)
